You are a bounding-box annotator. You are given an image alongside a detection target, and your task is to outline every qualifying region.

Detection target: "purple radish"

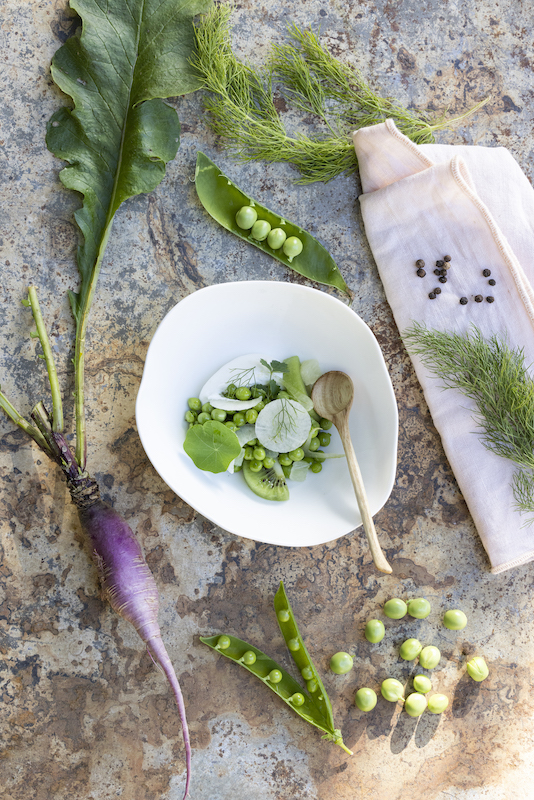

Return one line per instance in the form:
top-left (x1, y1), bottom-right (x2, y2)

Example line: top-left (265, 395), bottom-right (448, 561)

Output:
top-left (80, 501), bottom-right (191, 798)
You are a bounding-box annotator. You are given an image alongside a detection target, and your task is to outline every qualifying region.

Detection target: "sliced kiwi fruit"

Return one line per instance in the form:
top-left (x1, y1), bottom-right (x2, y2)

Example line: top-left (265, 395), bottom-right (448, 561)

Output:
top-left (242, 460), bottom-right (290, 501)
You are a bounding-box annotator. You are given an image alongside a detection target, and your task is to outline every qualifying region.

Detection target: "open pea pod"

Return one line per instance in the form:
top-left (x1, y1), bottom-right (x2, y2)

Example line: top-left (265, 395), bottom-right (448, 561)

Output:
top-left (200, 631), bottom-right (351, 753)
top-left (194, 152), bottom-right (349, 295)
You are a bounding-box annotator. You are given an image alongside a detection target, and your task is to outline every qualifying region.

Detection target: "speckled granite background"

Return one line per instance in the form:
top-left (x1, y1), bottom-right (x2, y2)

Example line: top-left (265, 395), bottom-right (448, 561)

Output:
top-left (2, 1), bottom-right (534, 799)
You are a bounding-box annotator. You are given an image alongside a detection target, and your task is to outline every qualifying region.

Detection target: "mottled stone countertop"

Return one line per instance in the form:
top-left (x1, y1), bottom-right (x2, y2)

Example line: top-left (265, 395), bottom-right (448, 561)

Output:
top-left (2, 1), bottom-right (534, 799)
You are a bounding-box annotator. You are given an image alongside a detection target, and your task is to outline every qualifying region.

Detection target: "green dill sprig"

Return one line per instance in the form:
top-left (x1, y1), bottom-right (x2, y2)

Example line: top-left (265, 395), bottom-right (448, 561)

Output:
top-left (191, 6), bottom-right (488, 183)
top-left (403, 322), bottom-right (534, 523)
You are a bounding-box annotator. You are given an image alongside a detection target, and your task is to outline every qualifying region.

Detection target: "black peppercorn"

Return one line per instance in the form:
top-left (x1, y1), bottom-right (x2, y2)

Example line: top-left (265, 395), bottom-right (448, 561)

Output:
top-left (436, 260), bottom-right (444, 267)
top-left (434, 268), bottom-right (441, 275)
top-left (416, 259), bottom-right (425, 268)
top-left (428, 291), bottom-right (437, 299)
top-left (442, 263), bottom-right (451, 270)
top-left (443, 255), bottom-right (451, 262)
top-left (474, 295), bottom-right (483, 302)
top-left (486, 296), bottom-right (495, 303)
top-left (438, 276), bottom-right (447, 283)
top-left (416, 268), bottom-right (426, 277)
top-left (482, 269), bottom-right (491, 277)
top-left (460, 297), bottom-right (468, 305)
top-left (434, 287), bottom-right (441, 294)
top-left (488, 278), bottom-right (496, 286)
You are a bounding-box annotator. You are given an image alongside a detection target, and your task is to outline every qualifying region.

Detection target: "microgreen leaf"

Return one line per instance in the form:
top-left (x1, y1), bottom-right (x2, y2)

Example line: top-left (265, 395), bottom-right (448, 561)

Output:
top-left (184, 421), bottom-right (242, 473)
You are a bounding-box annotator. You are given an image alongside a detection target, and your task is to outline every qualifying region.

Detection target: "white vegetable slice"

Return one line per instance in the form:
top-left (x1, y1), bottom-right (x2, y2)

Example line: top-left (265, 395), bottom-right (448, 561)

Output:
top-left (255, 398), bottom-right (312, 452)
top-left (289, 460), bottom-right (311, 482)
top-left (300, 358), bottom-right (322, 389)
top-left (199, 353), bottom-right (284, 411)
top-left (235, 424), bottom-right (257, 447)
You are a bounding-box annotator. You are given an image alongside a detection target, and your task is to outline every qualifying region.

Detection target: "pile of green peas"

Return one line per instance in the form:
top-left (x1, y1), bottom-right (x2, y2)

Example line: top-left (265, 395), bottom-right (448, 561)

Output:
top-left (235, 205), bottom-right (304, 260)
top-left (185, 390), bottom-right (333, 477)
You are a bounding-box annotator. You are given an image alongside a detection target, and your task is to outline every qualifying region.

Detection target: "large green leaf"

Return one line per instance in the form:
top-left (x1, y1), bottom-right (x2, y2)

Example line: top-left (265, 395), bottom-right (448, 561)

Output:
top-left (46, 0), bottom-right (211, 322)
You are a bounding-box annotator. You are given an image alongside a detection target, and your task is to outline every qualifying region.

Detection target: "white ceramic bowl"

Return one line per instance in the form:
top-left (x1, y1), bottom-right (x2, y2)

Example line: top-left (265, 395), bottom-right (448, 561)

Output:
top-left (136, 281), bottom-right (398, 547)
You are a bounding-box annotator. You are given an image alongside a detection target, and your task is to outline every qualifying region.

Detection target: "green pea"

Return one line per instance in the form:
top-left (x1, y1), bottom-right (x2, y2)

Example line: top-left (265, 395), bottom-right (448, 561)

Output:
top-left (277, 609), bottom-right (290, 623)
top-left (413, 674), bottom-right (432, 694)
top-left (310, 462), bottom-right (322, 474)
top-left (267, 227), bottom-right (287, 249)
top-left (301, 666), bottom-right (314, 681)
top-left (211, 408), bottom-right (227, 422)
top-left (283, 235), bottom-right (303, 259)
top-left (407, 597), bottom-right (431, 619)
top-left (194, 152), bottom-right (349, 294)
top-left (308, 437), bottom-right (320, 451)
top-left (384, 598), bottom-right (408, 619)
top-left (404, 692), bottom-right (427, 717)
top-left (354, 687), bottom-right (377, 712)
top-left (216, 635), bottom-right (231, 650)
top-left (443, 609), bottom-right (467, 630)
top-left (381, 678), bottom-right (404, 703)
top-left (224, 421), bottom-right (238, 432)
top-left (244, 446), bottom-right (254, 460)
top-left (251, 219), bottom-right (271, 241)
top-left (201, 402), bottom-right (213, 414)
top-left (306, 678), bottom-right (318, 693)
top-left (184, 410), bottom-right (197, 423)
top-left (235, 205), bottom-right (258, 229)
top-left (254, 400), bottom-right (265, 412)
top-left (232, 412), bottom-right (246, 426)
top-left (249, 459), bottom-right (263, 472)
top-left (235, 386), bottom-right (251, 401)
top-left (197, 412), bottom-right (211, 424)
top-left (288, 447), bottom-right (304, 461)
top-left (399, 638), bottom-right (423, 661)
top-left (419, 645), bottom-right (441, 670)
top-left (290, 693), bottom-right (305, 706)
top-left (329, 651), bottom-right (353, 675)
top-left (318, 432), bottom-right (331, 447)
top-left (245, 409), bottom-right (258, 424)
top-left (288, 638), bottom-right (300, 652)
top-left (187, 397), bottom-right (202, 411)
top-left (242, 650), bottom-right (257, 666)
top-left (466, 656), bottom-right (489, 682)
top-left (268, 669), bottom-right (283, 684)
top-left (427, 693), bottom-right (449, 714)
top-left (225, 383), bottom-right (237, 398)
top-left (319, 418), bottom-right (332, 430)
top-left (278, 453), bottom-right (292, 466)
top-left (263, 457), bottom-right (275, 469)
top-left (364, 619), bottom-right (385, 643)
top-left (253, 446), bottom-right (266, 461)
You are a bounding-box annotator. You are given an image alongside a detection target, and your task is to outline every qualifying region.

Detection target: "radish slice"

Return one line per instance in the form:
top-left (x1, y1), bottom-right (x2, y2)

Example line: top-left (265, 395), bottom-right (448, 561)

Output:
top-left (199, 354), bottom-right (284, 411)
top-left (301, 358), bottom-right (322, 389)
top-left (255, 398), bottom-right (312, 452)
top-left (289, 460), bottom-right (311, 481)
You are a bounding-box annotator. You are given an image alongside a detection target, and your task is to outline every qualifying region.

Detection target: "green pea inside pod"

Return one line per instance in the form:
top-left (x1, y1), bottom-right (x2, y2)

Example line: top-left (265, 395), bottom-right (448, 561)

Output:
top-left (250, 218), bottom-right (271, 241)
top-left (267, 227), bottom-right (287, 250)
top-left (466, 656), bottom-right (489, 682)
top-left (407, 597), bottom-right (431, 619)
top-left (427, 693), bottom-right (449, 714)
top-left (383, 598), bottom-right (408, 619)
top-left (404, 692), bottom-right (427, 717)
top-left (267, 669), bottom-right (283, 684)
top-left (235, 205), bottom-right (258, 229)
top-left (290, 693), bottom-right (305, 707)
top-left (354, 687), bottom-right (377, 712)
top-left (381, 678), bottom-right (405, 703)
top-left (364, 619), bottom-right (385, 643)
top-left (419, 645), bottom-right (441, 670)
top-left (241, 650), bottom-right (257, 666)
top-left (283, 235), bottom-right (303, 260)
top-left (399, 638), bottom-right (423, 661)
top-left (216, 635), bottom-right (231, 650)
top-left (443, 609), bottom-right (468, 630)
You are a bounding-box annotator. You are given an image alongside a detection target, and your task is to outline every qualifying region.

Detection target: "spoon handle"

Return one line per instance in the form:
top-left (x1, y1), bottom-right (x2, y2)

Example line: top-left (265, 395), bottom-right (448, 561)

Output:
top-left (336, 414), bottom-right (392, 574)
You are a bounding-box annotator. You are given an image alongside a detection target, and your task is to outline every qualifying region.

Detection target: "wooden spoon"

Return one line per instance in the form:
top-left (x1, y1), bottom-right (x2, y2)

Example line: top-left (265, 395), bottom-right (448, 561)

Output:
top-left (311, 371), bottom-right (392, 574)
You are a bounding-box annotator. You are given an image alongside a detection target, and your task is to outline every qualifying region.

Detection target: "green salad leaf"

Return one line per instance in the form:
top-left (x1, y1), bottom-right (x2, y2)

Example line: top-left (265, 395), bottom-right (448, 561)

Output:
top-left (184, 421), bottom-right (242, 473)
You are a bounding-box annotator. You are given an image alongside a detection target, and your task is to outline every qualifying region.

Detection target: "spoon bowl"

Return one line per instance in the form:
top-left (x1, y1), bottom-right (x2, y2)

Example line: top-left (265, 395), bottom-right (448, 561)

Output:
top-left (312, 371), bottom-right (392, 574)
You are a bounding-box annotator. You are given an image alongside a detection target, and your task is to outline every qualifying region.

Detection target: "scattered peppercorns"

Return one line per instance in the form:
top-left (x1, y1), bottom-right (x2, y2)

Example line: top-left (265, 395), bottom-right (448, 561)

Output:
top-left (416, 259), bottom-right (425, 268)
top-left (439, 276), bottom-right (447, 283)
top-left (436, 260), bottom-right (444, 267)
top-left (482, 269), bottom-right (491, 277)
top-left (428, 291), bottom-right (437, 299)
top-left (486, 296), bottom-right (495, 303)
top-left (444, 255), bottom-right (451, 262)
top-left (460, 297), bottom-right (468, 305)
top-left (434, 268), bottom-right (442, 275)
top-left (475, 295), bottom-right (483, 302)
top-left (489, 279), bottom-right (496, 286)
top-left (417, 268), bottom-right (426, 277)
top-left (434, 287), bottom-right (441, 294)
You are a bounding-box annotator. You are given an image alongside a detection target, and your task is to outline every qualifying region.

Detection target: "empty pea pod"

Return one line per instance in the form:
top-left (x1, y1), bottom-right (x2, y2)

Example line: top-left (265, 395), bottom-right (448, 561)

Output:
top-left (194, 152), bottom-right (349, 295)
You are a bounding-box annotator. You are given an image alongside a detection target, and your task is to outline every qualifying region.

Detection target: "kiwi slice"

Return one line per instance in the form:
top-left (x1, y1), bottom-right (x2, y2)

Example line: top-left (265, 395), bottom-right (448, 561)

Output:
top-left (242, 460), bottom-right (290, 501)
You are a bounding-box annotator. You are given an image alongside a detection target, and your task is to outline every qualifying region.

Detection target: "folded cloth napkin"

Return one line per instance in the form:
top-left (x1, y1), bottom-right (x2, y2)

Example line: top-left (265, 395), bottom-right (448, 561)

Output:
top-left (353, 119), bottom-right (534, 574)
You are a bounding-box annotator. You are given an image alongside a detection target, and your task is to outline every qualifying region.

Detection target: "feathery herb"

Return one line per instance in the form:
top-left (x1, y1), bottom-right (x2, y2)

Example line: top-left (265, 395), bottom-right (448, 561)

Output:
top-left (403, 322), bottom-right (534, 523)
top-left (191, 6), bottom-right (487, 183)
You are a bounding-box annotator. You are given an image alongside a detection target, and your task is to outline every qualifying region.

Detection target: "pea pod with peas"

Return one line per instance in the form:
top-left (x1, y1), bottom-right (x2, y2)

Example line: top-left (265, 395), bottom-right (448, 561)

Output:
top-left (200, 581), bottom-right (352, 753)
top-left (195, 152), bottom-right (349, 295)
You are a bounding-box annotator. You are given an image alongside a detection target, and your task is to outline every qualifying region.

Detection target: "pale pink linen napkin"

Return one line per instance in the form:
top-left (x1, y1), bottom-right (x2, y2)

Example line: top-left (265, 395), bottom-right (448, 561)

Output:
top-left (353, 119), bottom-right (534, 573)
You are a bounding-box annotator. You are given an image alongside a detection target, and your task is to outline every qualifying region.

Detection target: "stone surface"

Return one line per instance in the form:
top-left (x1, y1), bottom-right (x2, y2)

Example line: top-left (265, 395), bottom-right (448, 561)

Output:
top-left (1, 1), bottom-right (534, 799)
